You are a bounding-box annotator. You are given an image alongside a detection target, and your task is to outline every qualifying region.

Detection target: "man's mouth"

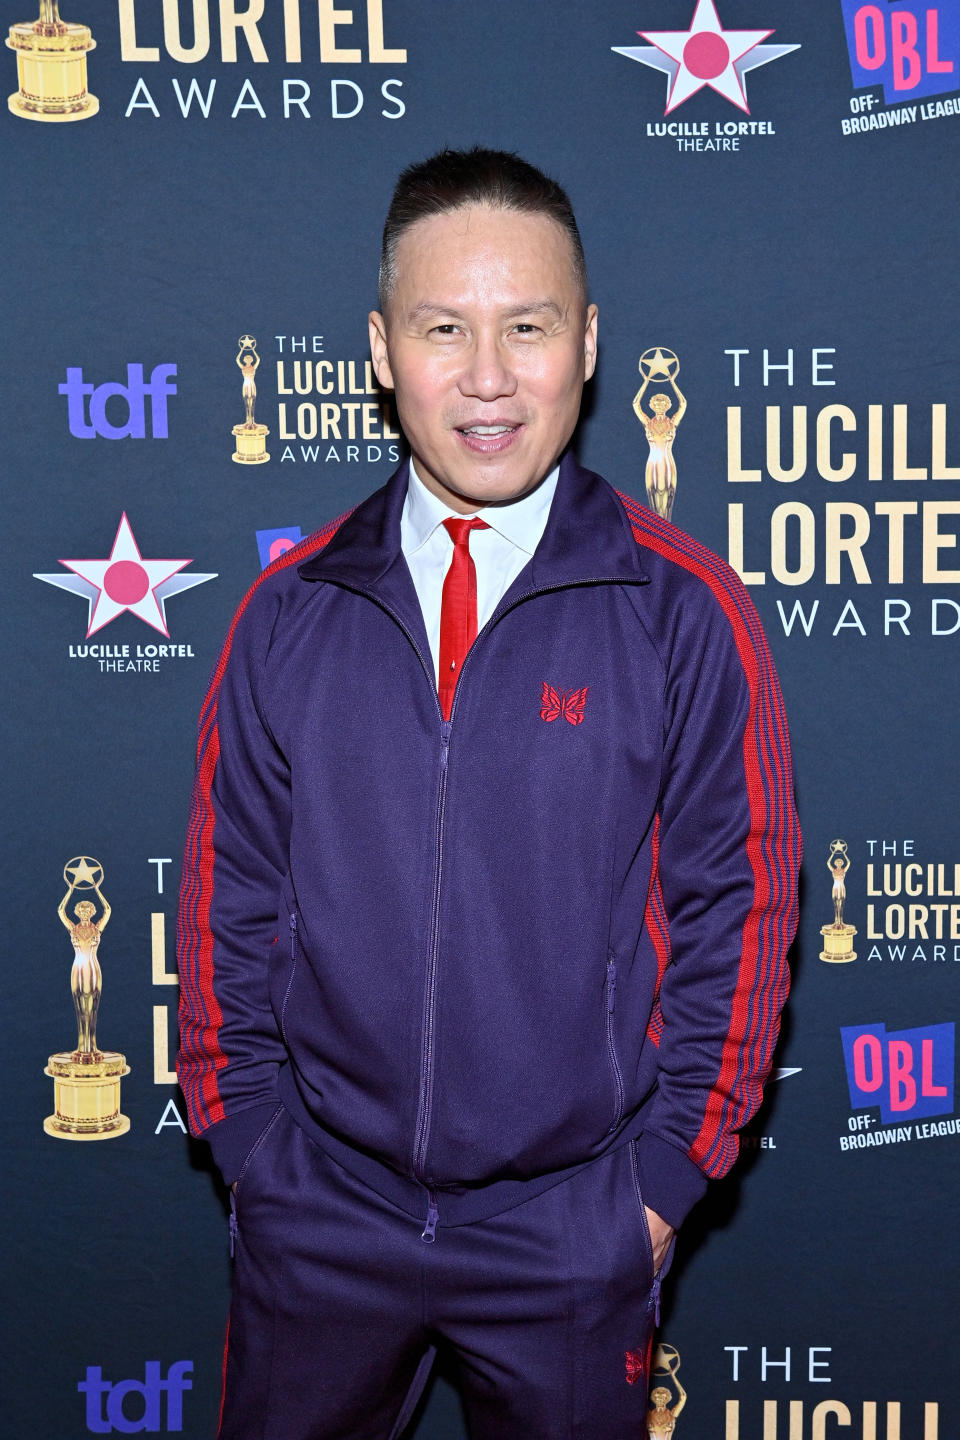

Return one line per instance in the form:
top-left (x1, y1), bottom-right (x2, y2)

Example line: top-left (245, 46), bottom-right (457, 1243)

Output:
top-left (453, 420), bottom-right (524, 454)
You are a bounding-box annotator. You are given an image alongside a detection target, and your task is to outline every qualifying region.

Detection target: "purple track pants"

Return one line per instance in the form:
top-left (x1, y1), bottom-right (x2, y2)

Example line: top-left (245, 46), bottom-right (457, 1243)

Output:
top-left (219, 1106), bottom-right (666, 1439)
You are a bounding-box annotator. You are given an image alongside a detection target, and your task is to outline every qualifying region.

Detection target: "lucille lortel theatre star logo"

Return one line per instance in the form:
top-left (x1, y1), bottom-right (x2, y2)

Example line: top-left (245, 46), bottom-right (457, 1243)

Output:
top-left (613, 0), bottom-right (799, 113)
top-left (34, 513), bottom-right (216, 637)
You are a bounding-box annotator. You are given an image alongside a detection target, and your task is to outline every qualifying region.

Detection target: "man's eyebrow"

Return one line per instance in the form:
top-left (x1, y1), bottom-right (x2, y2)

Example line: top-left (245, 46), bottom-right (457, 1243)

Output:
top-left (502, 300), bottom-right (565, 322)
top-left (405, 302), bottom-right (465, 323)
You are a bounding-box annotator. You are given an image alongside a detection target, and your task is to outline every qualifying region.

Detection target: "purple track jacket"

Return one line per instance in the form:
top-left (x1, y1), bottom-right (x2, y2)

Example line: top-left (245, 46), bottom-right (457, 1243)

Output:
top-left (177, 455), bottom-right (801, 1230)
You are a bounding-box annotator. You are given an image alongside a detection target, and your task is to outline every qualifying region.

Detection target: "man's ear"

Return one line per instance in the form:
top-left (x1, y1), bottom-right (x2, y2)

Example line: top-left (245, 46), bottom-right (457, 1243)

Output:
top-left (583, 303), bottom-right (598, 383)
top-left (368, 311), bottom-right (394, 390)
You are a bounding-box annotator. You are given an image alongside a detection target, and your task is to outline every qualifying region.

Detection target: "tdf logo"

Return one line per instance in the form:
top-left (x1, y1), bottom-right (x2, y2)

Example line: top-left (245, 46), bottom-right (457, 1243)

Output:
top-left (59, 364), bottom-right (178, 438)
top-left (79, 1360), bottom-right (192, 1433)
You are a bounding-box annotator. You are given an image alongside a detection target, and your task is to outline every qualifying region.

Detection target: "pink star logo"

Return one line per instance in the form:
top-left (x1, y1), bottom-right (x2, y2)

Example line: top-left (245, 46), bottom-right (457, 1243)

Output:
top-left (613, 0), bottom-right (799, 115)
top-left (35, 514), bottom-right (216, 637)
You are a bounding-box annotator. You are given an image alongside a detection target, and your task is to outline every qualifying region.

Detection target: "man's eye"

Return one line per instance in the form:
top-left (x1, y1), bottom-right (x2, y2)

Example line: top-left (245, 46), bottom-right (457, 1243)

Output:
top-left (430, 324), bottom-right (461, 336)
top-left (511, 323), bottom-right (540, 335)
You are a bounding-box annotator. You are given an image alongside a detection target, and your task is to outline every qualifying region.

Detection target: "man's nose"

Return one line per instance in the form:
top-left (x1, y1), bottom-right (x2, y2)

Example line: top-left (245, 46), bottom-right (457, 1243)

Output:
top-left (457, 333), bottom-right (518, 400)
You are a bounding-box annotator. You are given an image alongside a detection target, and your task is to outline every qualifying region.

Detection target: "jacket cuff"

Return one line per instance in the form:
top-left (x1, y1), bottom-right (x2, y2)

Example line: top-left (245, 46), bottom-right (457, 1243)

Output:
top-left (634, 1132), bottom-right (709, 1230)
top-left (204, 1100), bottom-right (283, 1186)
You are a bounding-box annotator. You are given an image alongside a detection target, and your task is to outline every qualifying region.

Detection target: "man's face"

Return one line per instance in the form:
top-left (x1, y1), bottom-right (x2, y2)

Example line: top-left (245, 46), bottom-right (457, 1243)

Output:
top-left (369, 205), bottom-right (598, 513)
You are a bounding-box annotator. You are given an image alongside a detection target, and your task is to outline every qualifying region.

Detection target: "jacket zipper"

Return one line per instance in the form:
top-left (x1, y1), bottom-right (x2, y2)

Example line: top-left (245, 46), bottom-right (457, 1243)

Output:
top-left (406, 577), bottom-right (643, 1185)
top-left (412, 718), bottom-right (451, 1185)
top-left (409, 588), bottom-right (516, 1190)
top-left (605, 958), bottom-right (624, 1133)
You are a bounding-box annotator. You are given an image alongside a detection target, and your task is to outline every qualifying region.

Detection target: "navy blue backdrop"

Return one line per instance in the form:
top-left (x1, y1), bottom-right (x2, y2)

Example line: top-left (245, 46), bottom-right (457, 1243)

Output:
top-left (4, 1), bottom-right (958, 1435)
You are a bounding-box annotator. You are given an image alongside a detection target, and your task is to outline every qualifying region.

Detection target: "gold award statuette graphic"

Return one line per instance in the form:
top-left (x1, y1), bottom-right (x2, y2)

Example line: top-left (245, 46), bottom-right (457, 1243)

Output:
top-left (820, 838), bottom-right (857, 963)
top-left (44, 857), bottom-right (130, 1140)
top-left (232, 335), bottom-right (270, 465)
top-left (7, 0), bottom-right (98, 122)
top-left (647, 1344), bottom-right (686, 1438)
top-left (633, 347), bottom-right (686, 523)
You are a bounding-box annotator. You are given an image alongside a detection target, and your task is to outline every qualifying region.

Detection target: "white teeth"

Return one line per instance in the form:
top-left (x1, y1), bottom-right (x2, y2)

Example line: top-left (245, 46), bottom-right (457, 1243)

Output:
top-left (464, 425), bottom-right (513, 435)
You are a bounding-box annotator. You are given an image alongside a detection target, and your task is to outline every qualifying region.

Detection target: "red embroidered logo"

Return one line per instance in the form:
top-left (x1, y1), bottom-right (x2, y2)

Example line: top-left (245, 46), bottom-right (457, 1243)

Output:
top-left (624, 1348), bottom-right (645, 1385)
top-left (540, 682), bottom-right (589, 725)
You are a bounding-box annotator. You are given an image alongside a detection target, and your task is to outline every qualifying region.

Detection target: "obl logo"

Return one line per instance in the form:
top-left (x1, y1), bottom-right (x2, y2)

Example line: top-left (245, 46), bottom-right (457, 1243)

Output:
top-left (59, 364), bottom-right (178, 438)
top-left (79, 1360), bottom-right (192, 1433)
top-left (841, 1021), bottom-right (954, 1123)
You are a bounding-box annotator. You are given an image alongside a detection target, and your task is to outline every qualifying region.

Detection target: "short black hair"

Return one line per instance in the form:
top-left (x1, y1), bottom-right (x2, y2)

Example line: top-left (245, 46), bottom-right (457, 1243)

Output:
top-left (379, 146), bottom-right (587, 307)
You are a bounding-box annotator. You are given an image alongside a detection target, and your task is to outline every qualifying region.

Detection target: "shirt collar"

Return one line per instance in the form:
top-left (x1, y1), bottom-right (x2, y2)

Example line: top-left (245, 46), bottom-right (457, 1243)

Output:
top-left (401, 457), bottom-right (559, 558)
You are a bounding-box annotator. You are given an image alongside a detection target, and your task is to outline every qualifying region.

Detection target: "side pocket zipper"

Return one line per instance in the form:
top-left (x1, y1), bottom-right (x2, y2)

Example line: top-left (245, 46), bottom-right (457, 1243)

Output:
top-left (605, 958), bottom-right (625, 1134)
top-left (279, 911), bottom-right (298, 1039)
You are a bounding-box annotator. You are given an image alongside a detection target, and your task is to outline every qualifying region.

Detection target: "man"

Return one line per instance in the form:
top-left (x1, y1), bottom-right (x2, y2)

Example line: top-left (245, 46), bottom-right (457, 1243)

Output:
top-left (177, 148), bottom-right (800, 1439)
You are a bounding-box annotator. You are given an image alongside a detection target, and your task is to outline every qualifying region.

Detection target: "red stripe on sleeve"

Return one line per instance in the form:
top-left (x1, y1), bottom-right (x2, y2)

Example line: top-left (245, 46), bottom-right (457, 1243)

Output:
top-left (618, 494), bottom-right (798, 1179)
top-left (643, 813), bottom-right (671, 1047)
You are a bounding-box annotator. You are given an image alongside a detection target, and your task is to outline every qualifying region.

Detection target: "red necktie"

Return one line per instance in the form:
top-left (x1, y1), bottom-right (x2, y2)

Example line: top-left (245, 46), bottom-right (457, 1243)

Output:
top-left (438, 516), bottom-right (489, 721)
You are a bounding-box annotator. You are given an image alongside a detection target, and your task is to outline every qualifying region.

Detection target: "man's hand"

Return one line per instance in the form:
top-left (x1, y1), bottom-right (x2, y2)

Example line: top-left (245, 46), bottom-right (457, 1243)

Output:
top-left (644, 1206), bottom-right (675, 1275)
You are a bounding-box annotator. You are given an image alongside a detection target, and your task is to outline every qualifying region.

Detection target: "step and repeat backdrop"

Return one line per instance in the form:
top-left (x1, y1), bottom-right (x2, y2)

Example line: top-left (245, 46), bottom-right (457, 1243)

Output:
top-left (4, 1), bottom-right (958, 1435)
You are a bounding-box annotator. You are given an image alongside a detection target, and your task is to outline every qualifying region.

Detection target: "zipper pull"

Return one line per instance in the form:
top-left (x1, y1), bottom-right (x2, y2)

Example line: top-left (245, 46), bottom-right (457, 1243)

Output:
top-left (606, 958), bottom-right (617, 1013)
top-left (651, 1271), bottom-right (662, 1327)
top-left (421, 1192), bottom-right (439, 1243)
top-left (289, 911), bottom-right (297, 960)
top-left (439, 721), bottom-right (451, 770)
top-left (229, 1199), bottom-right (238, 1259)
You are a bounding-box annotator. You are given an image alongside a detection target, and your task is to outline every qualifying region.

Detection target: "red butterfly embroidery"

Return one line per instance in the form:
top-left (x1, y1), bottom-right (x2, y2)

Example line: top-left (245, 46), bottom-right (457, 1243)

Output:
top-left (540, 682), bottom-right (589, 725)
top-left (624, 1348), bottom-right (646, 1385)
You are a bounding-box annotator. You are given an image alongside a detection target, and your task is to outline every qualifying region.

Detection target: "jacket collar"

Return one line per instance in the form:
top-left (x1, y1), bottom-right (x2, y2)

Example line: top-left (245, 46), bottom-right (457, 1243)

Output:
top-left (297, 450), bottom-right (650, 603)
top-left (528, 451), bottom-right (649, 590)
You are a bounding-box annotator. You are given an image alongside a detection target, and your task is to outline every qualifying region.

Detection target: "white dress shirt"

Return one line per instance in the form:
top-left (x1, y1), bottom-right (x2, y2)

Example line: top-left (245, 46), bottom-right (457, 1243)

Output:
top-left (400, 458), bottom-right (559, 684)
